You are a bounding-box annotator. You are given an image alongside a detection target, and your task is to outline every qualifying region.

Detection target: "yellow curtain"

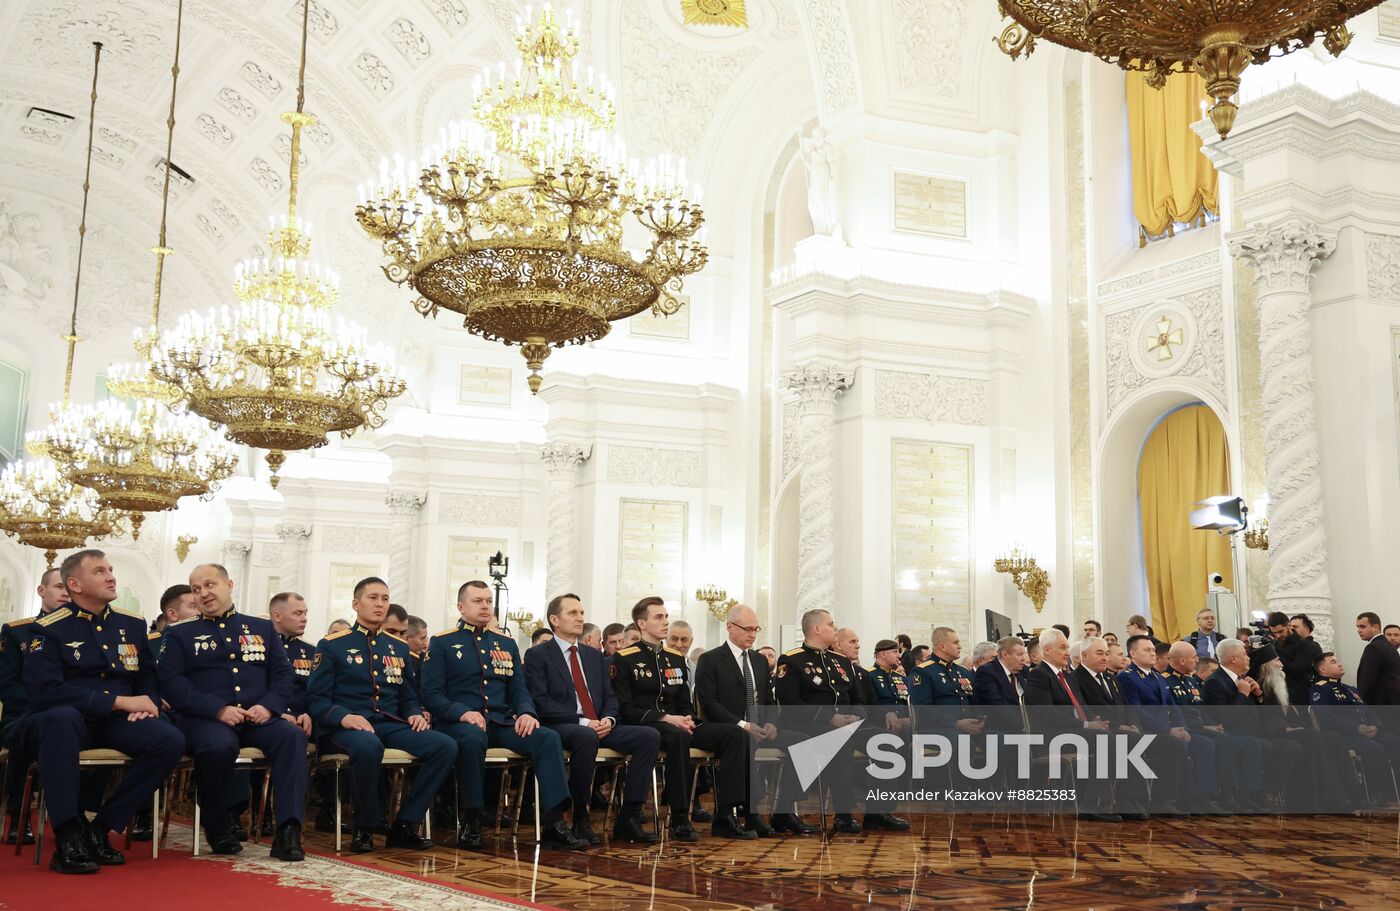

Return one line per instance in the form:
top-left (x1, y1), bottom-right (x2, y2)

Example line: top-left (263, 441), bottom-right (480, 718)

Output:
top-left (1138, 405), bottom-right (1233, 642)
top-left (1127, 71), bottom-right (1219, 241)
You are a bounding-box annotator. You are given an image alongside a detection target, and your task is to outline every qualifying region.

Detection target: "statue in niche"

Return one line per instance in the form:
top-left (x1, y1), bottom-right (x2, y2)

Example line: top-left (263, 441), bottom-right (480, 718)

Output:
top-left (0, 200), bottom-right (54, 299)
top-left (799, 126), bottom-right (842, 240)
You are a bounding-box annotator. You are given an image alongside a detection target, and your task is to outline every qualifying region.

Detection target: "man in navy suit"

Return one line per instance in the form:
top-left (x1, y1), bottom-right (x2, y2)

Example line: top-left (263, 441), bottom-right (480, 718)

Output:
top-left (972, 636), bottom-right (1027, 709)
top-left (524, 594), bottom-right (660, 845)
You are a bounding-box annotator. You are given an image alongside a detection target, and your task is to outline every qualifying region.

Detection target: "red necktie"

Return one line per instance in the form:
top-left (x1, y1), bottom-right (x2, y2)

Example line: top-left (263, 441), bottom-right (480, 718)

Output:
top-left (569, 645), bottom-right (598, 721)
top-left (1059, 671), bottom-right (1088, 723)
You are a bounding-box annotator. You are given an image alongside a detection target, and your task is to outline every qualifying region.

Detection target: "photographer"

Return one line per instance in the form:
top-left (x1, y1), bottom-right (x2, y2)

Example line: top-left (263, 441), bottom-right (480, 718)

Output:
top-left (1273, 612), bottom-right (1323, 706)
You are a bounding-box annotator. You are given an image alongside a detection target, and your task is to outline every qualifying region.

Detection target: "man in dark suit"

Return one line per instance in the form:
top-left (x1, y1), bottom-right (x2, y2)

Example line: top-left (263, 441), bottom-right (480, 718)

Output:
top-left (972, 636), bottom-right (1026, 708)
top-left (1024, 631), bottom-right (1115, 820)
top-left (524, 594), bottom-right (659, 845)
top-left (1202, 638), bottom-right (1295, 810)
top-left (694, 603), bottom-right (794, 837)
top-left (1356, 612), bottom-right (1400, 706)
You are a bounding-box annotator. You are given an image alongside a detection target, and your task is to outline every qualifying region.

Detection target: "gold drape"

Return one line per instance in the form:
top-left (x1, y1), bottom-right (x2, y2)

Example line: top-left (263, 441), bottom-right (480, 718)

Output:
top-left (1127, 71), bottom-right (1219, 242)
top-left (1138, 405), bottom-right (1233, 642)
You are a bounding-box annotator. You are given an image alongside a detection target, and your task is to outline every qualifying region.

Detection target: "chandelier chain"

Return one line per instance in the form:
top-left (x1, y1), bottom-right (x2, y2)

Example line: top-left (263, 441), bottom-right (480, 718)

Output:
top-left (62, 41), bottom-right (103, 405)
top-left (150, 0), bottom-right (184, 328)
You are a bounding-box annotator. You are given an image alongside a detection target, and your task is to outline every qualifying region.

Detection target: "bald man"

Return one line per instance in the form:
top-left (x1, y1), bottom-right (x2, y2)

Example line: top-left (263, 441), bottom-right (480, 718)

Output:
top-left (833, 628), bottom-right (877, 706)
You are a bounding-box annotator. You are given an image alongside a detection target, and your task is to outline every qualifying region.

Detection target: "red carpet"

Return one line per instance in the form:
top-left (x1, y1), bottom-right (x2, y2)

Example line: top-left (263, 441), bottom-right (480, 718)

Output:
top-left (0, 827), bottom-right (383, 911)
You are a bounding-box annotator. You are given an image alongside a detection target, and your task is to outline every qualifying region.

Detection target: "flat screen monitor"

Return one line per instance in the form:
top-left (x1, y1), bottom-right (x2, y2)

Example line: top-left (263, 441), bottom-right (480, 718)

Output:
top-left (986, 609), bottom-right (1013, 642)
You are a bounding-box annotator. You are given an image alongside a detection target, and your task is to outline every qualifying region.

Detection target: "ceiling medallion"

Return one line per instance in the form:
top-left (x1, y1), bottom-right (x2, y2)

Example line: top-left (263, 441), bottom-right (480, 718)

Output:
top-left (681, 0), bottom-right (748, 29)
top-left (994, 1), bottom-right (1386, 137)
top-left (144, 1), bottom-right (406, 487)
top-left (357, 2), bottom-right (709, 393)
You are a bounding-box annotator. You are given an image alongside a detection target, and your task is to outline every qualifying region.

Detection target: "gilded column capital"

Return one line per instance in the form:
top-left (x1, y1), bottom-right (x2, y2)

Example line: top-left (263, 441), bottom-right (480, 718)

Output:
top-left (1228, 218), bottom-right (1337, 296)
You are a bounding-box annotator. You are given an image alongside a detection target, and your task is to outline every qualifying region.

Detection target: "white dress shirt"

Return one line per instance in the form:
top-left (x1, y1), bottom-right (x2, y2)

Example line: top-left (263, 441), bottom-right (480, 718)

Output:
top-left (554, 634), bottom-right (614, 725)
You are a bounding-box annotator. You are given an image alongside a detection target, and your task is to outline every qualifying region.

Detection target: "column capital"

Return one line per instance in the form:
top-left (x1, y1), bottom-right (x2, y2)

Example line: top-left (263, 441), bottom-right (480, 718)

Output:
top-left (1227, 217), bottom-right (1337, 295)
top-left (783, 363), bottom-right (854, 411)
top-left (385, 489), bottom-right (426, 516)
top-left (220, 540), bottom-right (253, 558)
top-left (276, 522), bottom-right (312, 543)
top-left (541, 441), bottom-right (591, 476)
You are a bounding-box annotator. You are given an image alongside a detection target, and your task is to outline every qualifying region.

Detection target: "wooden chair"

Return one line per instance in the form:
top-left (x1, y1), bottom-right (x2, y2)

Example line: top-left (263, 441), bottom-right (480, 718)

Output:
top-left (485, 748), bottom-right (539, 840)
top-left (316, 749), bottom-right (432, 852)
top-left (16, 749), bottom-right (161, 863)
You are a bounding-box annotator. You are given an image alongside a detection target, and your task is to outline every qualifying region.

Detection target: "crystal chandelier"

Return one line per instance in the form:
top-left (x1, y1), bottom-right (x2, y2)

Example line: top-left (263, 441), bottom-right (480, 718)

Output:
top-left (994, 1), bottom-right (1386, 137)
top-left (0, 42), bottom-right (119, 567)
top-left (356, 2), bottom-right (708, 393)
top-left (145, 1), bottom-right (406, 487)
top-left (34, 0), bottom-right (238, 539)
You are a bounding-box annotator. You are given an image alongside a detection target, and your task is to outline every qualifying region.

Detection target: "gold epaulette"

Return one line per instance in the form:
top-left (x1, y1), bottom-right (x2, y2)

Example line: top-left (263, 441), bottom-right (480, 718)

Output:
top-left (783, 647), bottom-right (804, 657)
top-left (170, 616), bottom-right (197, 627)
top-left (6, 616), bottom-right (36, 627)
top-left (110, 605), bottom-right (143, 619)
top-left (866, 665), bottom-right (879, 673)
top-left (410, 650), bottom-right (420, 659)
top-left (382, 631), bottom-right (408, 645)
top-left (325, 629), bottom-right (352, 641)
top-left (663, 646), bottom-right (685, 657)
top-left (37, 608), bottom-right (71, 626)
top-left (147, 631), bottom-right (162, 640)
top-left (917, 659), bottom-right (936, 669)
top-left (617, 645), bottom-right (641, 656)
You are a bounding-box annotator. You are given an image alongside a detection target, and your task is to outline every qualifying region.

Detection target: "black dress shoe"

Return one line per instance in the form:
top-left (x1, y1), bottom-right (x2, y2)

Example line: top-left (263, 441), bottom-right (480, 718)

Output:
top-left (541, 819), bottom-right (590, 850)
top-left (4, 819), bottom-right (35, 845)
top-left (315, 811), bottom-right (352, 834)
top-left (269, 821), bottom-right (305, 862)
top-left (746, 815), bottom-right (777, 838)
top-left (572, 817), bottom-right (602, 846)
top-left (711, 813), bottom-right (758, 840)
top-left (350, 828), bottom-right (375, 853)
top-left (457, 815), bottom-right (483, 850)
top-left (227, 813), bottom-right (249, 842)
top-left (130, 810), bottom-right (154, 843)
top-left (831, 814), bottom-right (862, 834)
top-left (689, 802), bottom-right (713, 823)
top-left (612, 813), bottom-right (659, 844)
top-left (769, 813), bottom-right (818, 835)
top-left (668, 820), bottom-right (701, 843)
top-left (259, 817), bottom-right (276, 838)
top-left (50, 820), bottom-right (98, 875)
top-left (863, 813), bottom-right (910, 831)
top-left (385, 819), bottom-right (434, 850)
top-left (81, 819), bottom-right (125, 866)
top-left (208, 831), bottom-right (244, 856)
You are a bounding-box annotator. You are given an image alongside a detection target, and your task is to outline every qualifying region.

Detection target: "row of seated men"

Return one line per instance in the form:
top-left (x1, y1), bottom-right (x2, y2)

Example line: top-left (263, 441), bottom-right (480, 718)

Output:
top-left (4, 550), bottom-right (1399, 876)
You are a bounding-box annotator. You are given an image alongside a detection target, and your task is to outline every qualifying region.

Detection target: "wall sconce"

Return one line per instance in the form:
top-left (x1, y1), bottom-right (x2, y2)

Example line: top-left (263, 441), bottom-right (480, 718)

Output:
top-left (695, 584), bottom-right (737, 623)
top-left (994, 545), bottom-right (1051, 613)
top-left (175, 534), bottom-right (198, 563)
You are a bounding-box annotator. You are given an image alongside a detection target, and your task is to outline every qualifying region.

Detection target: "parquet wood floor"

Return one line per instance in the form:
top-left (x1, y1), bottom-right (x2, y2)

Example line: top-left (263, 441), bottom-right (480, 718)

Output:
top-left (302, 811), bottom-right (1400, 911)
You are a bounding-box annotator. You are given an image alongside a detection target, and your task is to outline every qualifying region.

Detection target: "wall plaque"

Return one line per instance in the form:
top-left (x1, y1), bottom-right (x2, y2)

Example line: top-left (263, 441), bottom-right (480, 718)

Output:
top-left (891, 440), bottom-right (973, 642)
top-left (892, 169), bottom-right (968, 239)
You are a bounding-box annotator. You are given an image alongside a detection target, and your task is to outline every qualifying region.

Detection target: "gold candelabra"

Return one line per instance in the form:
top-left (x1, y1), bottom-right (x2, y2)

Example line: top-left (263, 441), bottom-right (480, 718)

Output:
top-left (356, 2), bottom-right (708, 394)
top-left (1244, 518), bottom-right (1269, 551)
top-left (695, 585), bottom-right (736, 623)
top-left (507, 609), bottom-right (546, 636)
top-left (994, 546), bottom-right (1051, 613)
top-left (993, 0), bottom-right (1385, 138)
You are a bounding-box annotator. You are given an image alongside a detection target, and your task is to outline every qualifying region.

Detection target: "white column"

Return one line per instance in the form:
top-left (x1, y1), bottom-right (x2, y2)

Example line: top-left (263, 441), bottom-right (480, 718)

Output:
top-left (276, 523), bottom-right (312, 596)
top-left (220, 541), bottom-right (252, 594)
top-left (1228, 217), bottom-right (1337, 645)
top-left (541, 442), bottom-right (590, 600)
top-left (385, 489), bottom-right (426, 607)
top-left (784, 363), bottom-right (853, 617)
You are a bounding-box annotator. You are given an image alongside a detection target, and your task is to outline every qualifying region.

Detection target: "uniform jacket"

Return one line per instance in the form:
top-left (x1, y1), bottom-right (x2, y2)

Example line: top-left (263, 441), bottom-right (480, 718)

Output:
top-left (23, 604), bottom-right (157, 718)
top-left (420, 621), bottom-right (534, 725)
top-left (774, 644), bottom-right (864, 706)
top-left (609, 640), bottom-right (694, 724)
top-left (911, 657), bottom-right (975, 707)
top-left (157, 607), bottom-right (292, 720)
top-left (281, 634), bottom-right (315, 716)
top-left (0, 615), bottom-right (42, 722)
top-left (306, 621), bottom-right (421, 730)
top-left (1310, 677), bottom-right (1381, 734)
top-left (1115, 663), bottom-right (1186, 733)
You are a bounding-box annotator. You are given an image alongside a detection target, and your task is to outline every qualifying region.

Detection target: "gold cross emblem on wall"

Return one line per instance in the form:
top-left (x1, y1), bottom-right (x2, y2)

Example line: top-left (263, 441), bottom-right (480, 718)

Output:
top-left (1147, 315), bottom-right (1183, 361)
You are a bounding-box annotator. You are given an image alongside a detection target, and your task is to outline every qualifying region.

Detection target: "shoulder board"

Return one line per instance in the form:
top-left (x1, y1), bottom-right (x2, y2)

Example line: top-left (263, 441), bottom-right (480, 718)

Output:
top-left (435, 628), bottom-right (460, 638)
top-left (382, 631), bottom-right (409, 645)
top-left (866, 665), bottom-right (879, 673)
top-left (783, 647), bottom-right (804, 657)
top-left (663, 646), bottom-right (685, 657)
top-left (326, 629), bottom-right (353, 641)
top-left (147, 631), bottom-right (162, 640)
top-left (110, 606), bottom-right (143, 619)
top-left (410, 650), bottom-right (420, 659)
top-left (7, 616), bottom-right (36, 627)
top-left (37, 608), bottom-right (71, 627)
top-left (617, 645), bottom-right (641, 656)
top-left (917, 659), bottom-right (936, 668)
top-left (170, 616), bottom-right (198, 627)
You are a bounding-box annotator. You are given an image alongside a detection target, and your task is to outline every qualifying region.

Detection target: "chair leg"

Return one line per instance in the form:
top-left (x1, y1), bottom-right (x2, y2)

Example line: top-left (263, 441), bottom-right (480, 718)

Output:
top-left (651, 766), bottom-right (662, 834)
top-left (15, 765), bottom-right (34, 858)
top-left (33, 788), bottom-right (45, 866)
top-left (532, 776), bottom-right (541, 842)
top-left (334, 764), bottom-right (343, 853)
top-left (253, 767), bottom-right (273, 845)
top-left (492, 767), bottom-right (507, 837)
top-left (159, 773), bottom-right (176, 852)
top-left (511, 766), bottom-right (528, 839)
top-left (151, 787), bottom-right (160, 860)
top-left (193, 779), bottom-right (201, 857)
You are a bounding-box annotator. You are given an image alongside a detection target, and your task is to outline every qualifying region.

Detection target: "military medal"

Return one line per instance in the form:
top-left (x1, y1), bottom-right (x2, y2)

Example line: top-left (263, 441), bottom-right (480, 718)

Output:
top-left (813, 675), bottom-right (823, 685)
top-left (65, 640), bottom-right (84, 661)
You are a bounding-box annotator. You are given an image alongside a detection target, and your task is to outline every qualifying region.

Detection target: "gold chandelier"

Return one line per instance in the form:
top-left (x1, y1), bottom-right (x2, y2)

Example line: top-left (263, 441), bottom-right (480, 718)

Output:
top-left (356, 2), bottom-right (708, 393)
top-left (0, 42), bottom-right (120, 567)
top-left (994, 1), bottom-right (1386, 138)
top-left (143, 1), bottom-right (406, 487)
top-left (35, 0), bottom-right (237, 539)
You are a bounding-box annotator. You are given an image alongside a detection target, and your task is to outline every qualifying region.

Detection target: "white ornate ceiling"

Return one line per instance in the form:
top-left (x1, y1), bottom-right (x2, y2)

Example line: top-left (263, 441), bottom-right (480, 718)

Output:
top-left (0, 0), bottom-right (1014, 351)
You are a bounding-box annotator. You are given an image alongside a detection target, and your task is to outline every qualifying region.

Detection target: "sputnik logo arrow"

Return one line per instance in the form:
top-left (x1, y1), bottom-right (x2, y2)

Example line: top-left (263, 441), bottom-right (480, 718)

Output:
top-left (789, 718), bottom-right (864, 791)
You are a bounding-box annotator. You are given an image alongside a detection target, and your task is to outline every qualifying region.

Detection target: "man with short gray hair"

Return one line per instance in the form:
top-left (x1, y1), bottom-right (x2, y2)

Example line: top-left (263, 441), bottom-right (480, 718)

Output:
top-left (969, 641), bottom-right (998, 670)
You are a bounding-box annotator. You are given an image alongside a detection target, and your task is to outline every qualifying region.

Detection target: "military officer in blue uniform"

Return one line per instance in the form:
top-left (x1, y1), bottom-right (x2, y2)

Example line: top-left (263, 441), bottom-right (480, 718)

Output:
top-left (158, 564), bottom-right (307, 860)
top-left (24, 550), bottom-right (185, 874)
top-left (149, 585), bottom-right (196, 661)
top-left (0, 567), bottom-right (71, 845)
top-left (909, 628), bottom-right (980, 710)
top-left (1311, 651), bottom-right (1400, 804)
top-left (1117, 635), bottom-right (1206, 814)
top-left (269, 592), bottom-right (315, 732)
top-left (421, 580), bottom-right (588, 851)
top-left (867, 640), bottom-right (914, 706)
top-left (1162, 641), bottom-right (1256, 812)
top-left (306, 576), bottom-right (456, 853)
